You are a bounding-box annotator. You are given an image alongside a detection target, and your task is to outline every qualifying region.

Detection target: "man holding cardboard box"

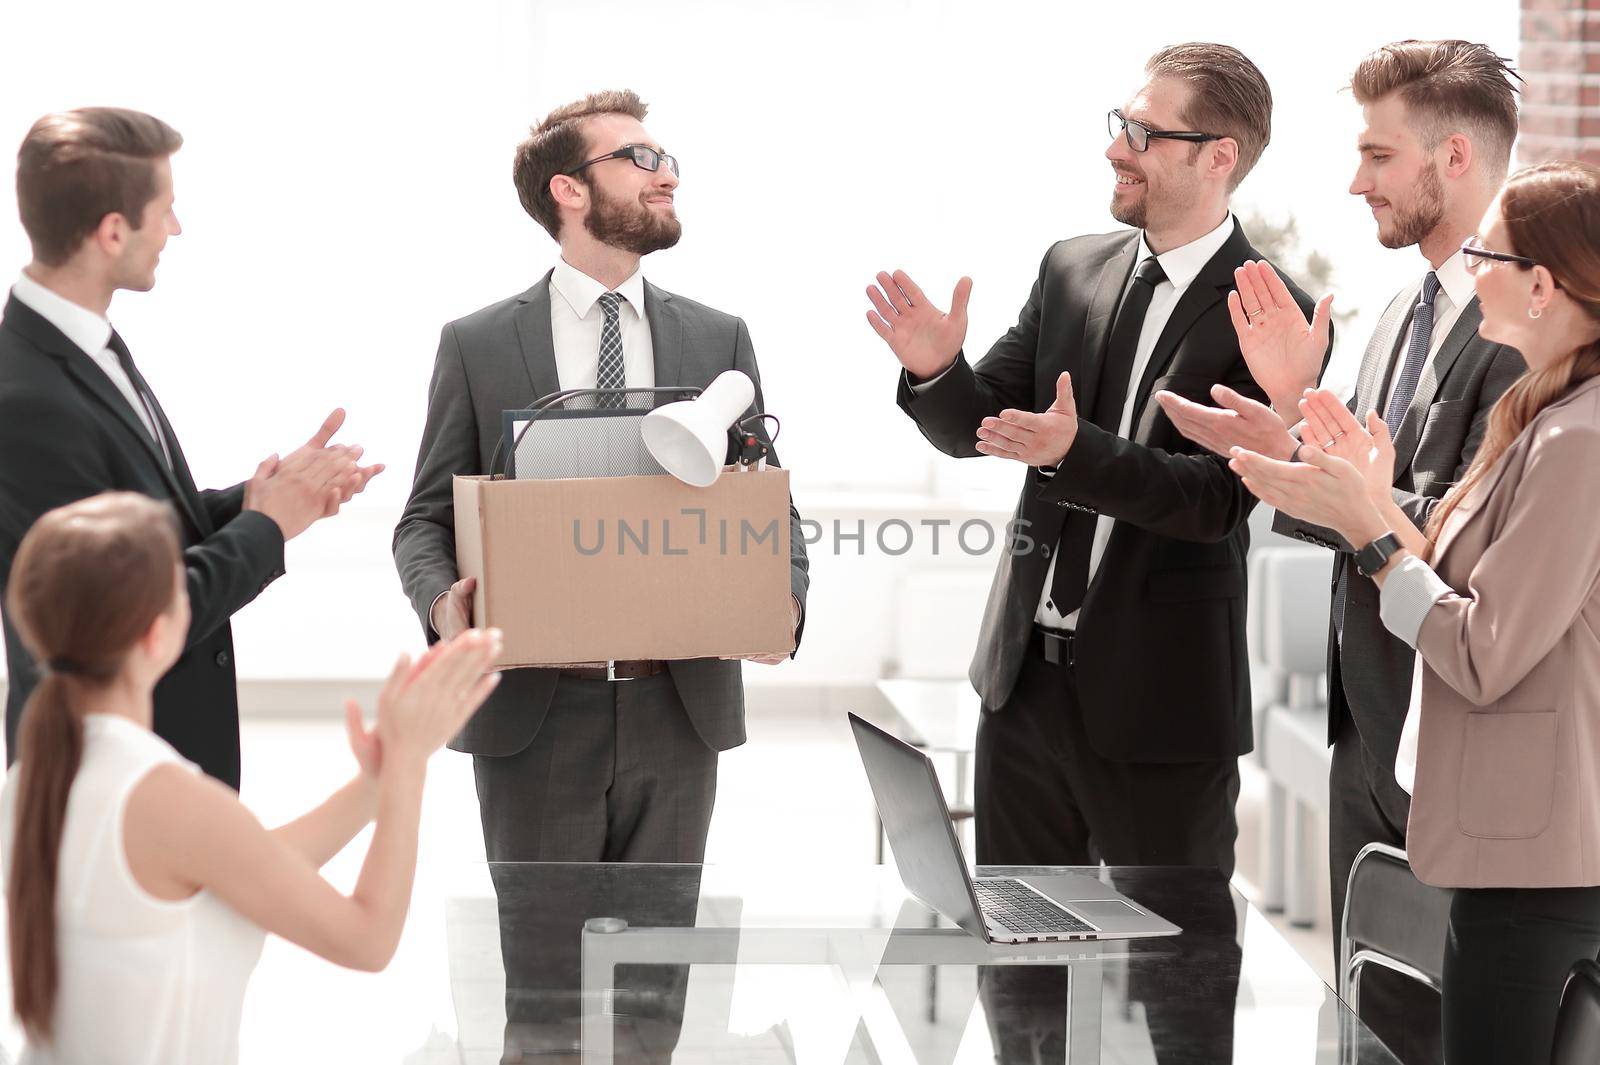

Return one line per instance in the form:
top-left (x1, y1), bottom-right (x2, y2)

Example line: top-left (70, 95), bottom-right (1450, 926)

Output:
top-left (393, 89), bottom-right (809, 874)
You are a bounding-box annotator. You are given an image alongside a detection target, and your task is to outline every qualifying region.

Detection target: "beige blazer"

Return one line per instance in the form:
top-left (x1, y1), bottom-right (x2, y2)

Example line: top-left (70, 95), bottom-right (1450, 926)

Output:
top-left (1405, 372), bottom-right (1600, 888)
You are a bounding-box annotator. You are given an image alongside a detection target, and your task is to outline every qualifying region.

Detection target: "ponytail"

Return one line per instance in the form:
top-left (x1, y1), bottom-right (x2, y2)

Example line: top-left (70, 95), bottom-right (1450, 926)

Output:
top-left (8, 673), bottom-right (87, 1039)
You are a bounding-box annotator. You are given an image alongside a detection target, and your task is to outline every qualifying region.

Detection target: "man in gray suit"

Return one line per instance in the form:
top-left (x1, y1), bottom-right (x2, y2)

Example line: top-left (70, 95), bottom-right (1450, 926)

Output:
top-left (396, 87), bottom-right (807, 865)
top-left (1158, 41), bottom-right (1524, 1065)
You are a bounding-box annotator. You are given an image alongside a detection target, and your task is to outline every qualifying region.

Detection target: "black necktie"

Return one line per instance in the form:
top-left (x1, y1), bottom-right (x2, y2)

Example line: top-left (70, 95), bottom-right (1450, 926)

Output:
top-left (106, 331), bottom-right (172, 468)
top-left (1044, 255), bottom-right (1167, 623)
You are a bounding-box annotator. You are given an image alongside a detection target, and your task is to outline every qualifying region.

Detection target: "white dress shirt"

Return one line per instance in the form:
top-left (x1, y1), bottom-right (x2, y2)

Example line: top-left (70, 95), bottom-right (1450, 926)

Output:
top-left (1037, 214), bottom-right (1237, 629)
top-left (10, 272), bottom-right (169, 464)
top-left (1382, 250), bottom-right (1474, 415)
top-left (549, 257), bottom-right (655, 391)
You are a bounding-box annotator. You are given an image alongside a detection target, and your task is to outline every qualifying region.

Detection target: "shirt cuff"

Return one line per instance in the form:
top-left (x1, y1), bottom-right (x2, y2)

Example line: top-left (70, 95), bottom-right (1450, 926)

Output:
top-left (428, 588), bottom-right (451, 638)
top-left (1378, 554), bottom-right (1453, 649)
top-left (905, 361), bottom-right (957, 394)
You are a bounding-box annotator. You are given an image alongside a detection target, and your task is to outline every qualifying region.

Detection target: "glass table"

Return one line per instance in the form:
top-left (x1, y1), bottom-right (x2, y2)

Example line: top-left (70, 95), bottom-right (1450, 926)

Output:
top-left (447, 862), bottom-right (1393, 1064)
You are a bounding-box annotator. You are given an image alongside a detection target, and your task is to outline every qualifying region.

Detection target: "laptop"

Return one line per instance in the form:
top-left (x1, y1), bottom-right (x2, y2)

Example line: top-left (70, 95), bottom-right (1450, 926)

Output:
top-left (849, 712), bottom-right (1181, 945)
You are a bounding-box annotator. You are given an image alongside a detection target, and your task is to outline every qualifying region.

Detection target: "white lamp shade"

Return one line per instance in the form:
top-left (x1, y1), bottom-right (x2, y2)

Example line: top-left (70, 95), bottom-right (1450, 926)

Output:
top-left (641, 370), bottom-right (757, 487)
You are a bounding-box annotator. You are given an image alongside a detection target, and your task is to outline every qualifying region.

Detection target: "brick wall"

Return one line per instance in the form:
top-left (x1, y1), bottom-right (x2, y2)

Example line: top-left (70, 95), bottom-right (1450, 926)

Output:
top-left (1520, 0), bottom-right (1600, 164)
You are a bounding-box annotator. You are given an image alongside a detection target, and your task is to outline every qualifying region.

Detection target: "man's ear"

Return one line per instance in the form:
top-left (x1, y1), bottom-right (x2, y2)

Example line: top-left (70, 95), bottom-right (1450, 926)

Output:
top-left (548, 173), bottom-right (587, 212)
top-left (90, 211), bottom-right (130, 258)
top-left (1209, 137), bottom-right (1239, 186)
top-left (1441, 132), bottom-right (1474, 181)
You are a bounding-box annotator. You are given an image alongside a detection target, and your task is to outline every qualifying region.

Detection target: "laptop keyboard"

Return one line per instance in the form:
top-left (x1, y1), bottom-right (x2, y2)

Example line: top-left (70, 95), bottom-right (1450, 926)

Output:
top-left (975, 879), bottom-right (1095, 935)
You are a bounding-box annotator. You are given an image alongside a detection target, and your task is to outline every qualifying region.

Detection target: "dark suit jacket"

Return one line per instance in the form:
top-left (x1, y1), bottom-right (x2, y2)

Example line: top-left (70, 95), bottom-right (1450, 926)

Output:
top-left (901, 222), bottom-right (1315, 763)
top-left (392, 273), bottom-right (810, 758)
top-left (1274, 285), bottom-right (1524, 767)
top-left (0, 295), bottom-right (285, 788)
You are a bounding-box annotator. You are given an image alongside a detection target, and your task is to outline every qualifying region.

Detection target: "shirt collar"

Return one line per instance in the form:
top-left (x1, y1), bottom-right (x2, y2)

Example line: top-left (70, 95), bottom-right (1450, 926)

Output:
top-left (1136, 213), bottom-right (1237, 292)
top-left (11, 271), bottom-right (113, 358)
top-left (550, 257), bottom-right (647, 321)
top-left (1432, 248), bottom-right (1473, 312)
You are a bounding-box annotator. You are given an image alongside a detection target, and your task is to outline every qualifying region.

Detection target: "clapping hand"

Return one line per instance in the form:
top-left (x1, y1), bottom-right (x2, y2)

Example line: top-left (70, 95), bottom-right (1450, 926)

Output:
top-left (1296, 389), bottom-right (1396, 502)
top-left (865, 270), bottom-right (973, 383)
top-left (1229, 261), bottom-right (1333, 419)
top-left (975, 372), bottom-right (1079, 467)
top-left (1155, 384), bottom-right (1299, 460)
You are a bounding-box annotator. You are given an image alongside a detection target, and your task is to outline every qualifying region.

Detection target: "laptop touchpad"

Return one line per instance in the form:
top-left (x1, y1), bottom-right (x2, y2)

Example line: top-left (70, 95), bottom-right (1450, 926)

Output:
top-left (1067, 900), bottom-right (1144, 923)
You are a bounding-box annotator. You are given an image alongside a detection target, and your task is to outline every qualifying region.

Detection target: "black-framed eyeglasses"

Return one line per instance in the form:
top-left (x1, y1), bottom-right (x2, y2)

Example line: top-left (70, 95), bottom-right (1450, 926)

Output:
top-left (1108, 109), bottom-right (1222, 153)
top-left (564, 143), bottom-right (680, 178)
top-left (1461, 235), bottom-right (1536, 275)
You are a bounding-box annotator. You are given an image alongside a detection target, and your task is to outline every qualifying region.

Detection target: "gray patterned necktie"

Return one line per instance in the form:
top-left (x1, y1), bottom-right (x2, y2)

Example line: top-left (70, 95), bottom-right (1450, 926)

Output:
top-left (596, 291), bottom-right (626, 408)
top-left (1384, 271), bottom-right (1441, 436)
top-left (1334, 271), bottom-right (1441, 640)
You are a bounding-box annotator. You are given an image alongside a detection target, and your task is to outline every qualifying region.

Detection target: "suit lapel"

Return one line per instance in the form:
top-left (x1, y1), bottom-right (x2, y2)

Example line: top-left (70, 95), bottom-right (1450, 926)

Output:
top-left (4, 298), bottom-right (208, 533)
top-left (1355, 283), bottom-right (1419, 417)
top-left (1071, 235), bottom-right (1139, 416)
top-left (512, 271), bottom-right (561, 403)
top-left (114, 352), bottom-right (214, 535)
top-left (1389, 299), bottom-right (1484, 475)
top-left (644, 280), bottom-right (684, 391)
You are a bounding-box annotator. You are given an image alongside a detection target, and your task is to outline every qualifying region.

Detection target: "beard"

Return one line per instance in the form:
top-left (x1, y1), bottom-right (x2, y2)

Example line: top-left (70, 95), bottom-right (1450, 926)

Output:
top-left (1377, 161), bottom-right (1445, 250)
top-left (583, 182), bottom-right (682, 255)
top-left (1109, 153), bottom-right (1200, 232)
top-left (1110, 183), bottom-right (1148, 230)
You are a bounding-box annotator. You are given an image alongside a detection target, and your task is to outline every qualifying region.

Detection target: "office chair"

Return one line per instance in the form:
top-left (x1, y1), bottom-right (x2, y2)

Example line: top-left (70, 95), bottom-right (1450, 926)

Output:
top-left (1551, 957), bottom-right (1600, 1065)
top-left (1339, 843), bottom-right (1452, 1021)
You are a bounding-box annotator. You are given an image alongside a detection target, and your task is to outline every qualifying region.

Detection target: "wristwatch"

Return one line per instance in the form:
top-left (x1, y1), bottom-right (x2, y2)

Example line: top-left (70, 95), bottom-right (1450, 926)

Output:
top-left (1354, 532), bottom-right (1403, 578)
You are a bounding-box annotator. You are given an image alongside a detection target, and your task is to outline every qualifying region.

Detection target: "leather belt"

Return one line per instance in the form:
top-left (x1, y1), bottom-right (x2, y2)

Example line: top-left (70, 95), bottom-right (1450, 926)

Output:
top-left (558, 660), bottom-right (668, 682)
top-left (1030, 625), bottom-right (1076, 668)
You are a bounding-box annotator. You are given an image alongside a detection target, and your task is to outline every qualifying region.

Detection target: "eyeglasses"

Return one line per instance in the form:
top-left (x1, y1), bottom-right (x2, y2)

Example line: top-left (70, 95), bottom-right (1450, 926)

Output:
top-left (1107, 109), bottom-right (1222, 153)
top-left (564, 143), bottom-right (680, 178)
top-left (1460, 235), bottom-right (1537, 275)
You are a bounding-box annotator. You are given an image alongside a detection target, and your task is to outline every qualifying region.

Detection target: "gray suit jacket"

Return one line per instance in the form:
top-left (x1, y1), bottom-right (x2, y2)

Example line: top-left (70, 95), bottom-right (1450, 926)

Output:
top-left (1274, 283), bottom-right (1523, 765)
top-left (392, 273), bottom-right (810, 758)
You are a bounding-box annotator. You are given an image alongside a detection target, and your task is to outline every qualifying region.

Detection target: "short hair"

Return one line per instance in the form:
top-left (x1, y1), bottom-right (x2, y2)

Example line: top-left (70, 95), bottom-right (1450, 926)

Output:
top-left (15, 108), bottom-right (183, 267)
top-left (1350, 40), bottom-right (1521, 182)
top-left (512, 89), bottom-right (649, 240)
top-left (1145, 43), bottom-right (1273, 191)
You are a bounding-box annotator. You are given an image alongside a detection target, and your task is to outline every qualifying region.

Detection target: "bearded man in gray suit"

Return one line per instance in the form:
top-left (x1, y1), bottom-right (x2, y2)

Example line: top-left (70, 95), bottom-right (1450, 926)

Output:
top-left (395, 88), bottom-right (808, 1059)
top-left (394, 88), bottom-right (808, 864)
top-left (1157, 41), bottom-right (1524, 1065)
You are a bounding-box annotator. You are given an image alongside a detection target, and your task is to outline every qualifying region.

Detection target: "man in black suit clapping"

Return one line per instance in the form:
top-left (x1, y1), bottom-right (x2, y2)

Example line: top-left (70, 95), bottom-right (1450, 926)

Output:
top-left (0, 108), bottom-right (381, 788)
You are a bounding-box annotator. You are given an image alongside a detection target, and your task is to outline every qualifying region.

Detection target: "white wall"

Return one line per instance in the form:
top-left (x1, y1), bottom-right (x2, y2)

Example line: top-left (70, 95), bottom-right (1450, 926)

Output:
top-left (0, 1), bottom-right (1518, 683)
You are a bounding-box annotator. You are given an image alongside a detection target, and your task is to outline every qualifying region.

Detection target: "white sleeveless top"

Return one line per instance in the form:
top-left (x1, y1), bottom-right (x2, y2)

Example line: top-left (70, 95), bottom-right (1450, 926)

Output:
top-left (0, 713), bottom-right (266, 1064)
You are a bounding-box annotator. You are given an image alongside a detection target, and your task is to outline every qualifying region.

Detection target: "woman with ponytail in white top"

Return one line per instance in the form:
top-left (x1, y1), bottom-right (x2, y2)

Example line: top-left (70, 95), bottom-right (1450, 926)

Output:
top-left (0, 491), bottom-right (502, 1063)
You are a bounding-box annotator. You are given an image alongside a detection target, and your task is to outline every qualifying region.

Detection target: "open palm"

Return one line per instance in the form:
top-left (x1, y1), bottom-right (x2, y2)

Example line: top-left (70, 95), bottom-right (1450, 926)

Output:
top-left (1228, 261), bottom-right (1332, 418)
top-left (865, 269), bottom-right (972, 382)
top-left (1297, 390), bottom-right (1396, 502)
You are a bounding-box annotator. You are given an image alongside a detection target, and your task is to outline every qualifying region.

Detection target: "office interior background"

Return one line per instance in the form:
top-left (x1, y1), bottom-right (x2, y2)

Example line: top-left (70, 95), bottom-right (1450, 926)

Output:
top-left (4, 0), bottom-right (1589, 1060)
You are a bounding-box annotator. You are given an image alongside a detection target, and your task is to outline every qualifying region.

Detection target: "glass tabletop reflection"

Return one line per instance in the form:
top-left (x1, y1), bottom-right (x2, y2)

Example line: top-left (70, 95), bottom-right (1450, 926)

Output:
top-left (447, 862), bottom-right (1397, 1065)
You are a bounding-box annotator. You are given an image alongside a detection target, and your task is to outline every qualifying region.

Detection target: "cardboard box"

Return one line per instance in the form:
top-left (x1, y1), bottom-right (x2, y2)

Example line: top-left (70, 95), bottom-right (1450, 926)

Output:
top-left (453, 467), bottom-right (795, 668)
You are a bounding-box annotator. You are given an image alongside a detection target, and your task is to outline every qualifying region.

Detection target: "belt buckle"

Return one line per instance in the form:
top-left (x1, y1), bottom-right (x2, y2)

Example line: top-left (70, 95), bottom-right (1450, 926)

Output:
top-left (606, 660), bottom-right (633, 683)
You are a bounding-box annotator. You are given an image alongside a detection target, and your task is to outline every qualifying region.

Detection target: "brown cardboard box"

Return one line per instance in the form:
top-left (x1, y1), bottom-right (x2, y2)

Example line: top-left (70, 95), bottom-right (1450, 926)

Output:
top-left (453, 467), bottom-right (794, 668)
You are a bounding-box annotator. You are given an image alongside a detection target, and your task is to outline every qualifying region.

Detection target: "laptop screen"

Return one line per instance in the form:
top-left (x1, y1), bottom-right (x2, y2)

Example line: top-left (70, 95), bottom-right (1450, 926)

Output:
top-left (848, 713), bottom-right (987, 939)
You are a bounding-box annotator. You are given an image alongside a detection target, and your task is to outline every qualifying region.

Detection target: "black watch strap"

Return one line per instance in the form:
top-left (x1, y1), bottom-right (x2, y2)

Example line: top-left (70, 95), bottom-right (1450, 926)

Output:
top-left (1355, 532), bottom-right (1403, 578)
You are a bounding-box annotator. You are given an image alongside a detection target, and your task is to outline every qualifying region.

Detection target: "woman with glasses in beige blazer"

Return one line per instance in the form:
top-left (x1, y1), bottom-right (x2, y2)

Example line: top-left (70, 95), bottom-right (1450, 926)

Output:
top-left (1229, 159), bottom-right (1600, 1065)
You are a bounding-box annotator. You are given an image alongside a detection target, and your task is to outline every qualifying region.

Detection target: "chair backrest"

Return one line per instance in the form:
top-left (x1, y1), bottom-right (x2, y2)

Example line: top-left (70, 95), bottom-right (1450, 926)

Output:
top-left (1253, 546), bottom-right (1333, 688)
top-left (1552, 958), bottom-right (1600, 1065)
top-left (1340, 843), bottom-right (1453, 995)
